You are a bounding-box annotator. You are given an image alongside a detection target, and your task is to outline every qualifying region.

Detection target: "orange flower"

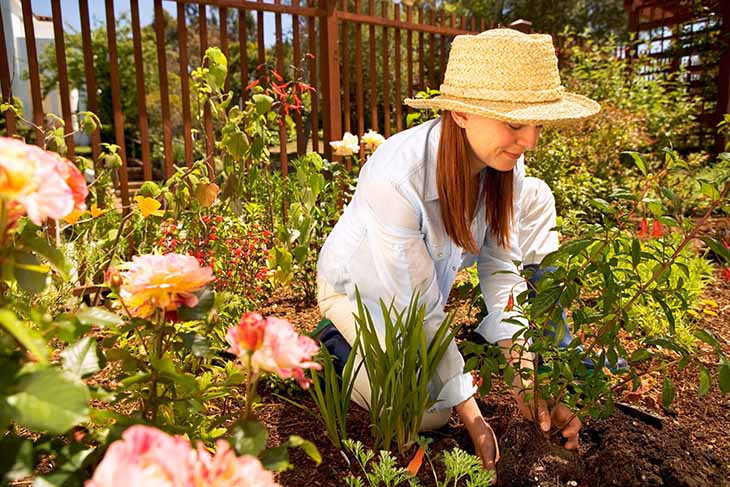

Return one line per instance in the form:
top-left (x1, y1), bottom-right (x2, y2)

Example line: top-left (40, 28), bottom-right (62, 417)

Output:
top-left (64, 208), bottom-right (86, 225)
top-left (90, 203), bottom-right (109, 218)
top-left (135, 196), bottom-right (164, 218)
top-left (651, 220), bottom-right (663, 237)
top-left (505, 293), bottom-right (515, 311)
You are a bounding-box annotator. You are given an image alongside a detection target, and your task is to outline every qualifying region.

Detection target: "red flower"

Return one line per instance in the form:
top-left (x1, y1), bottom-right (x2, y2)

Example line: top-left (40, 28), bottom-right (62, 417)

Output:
top-left (245, 79), bottom-right (260, 91)
top-left (652, 220), bottom-right (663, 238)
top-left (227, 312), bottom-right (267, 353)
top-left (638, 218), bottom-right (648, 238)
top-left (722, 267), bottom-right (730, 282)
top-left (505, 293), bottom-right (514, 311)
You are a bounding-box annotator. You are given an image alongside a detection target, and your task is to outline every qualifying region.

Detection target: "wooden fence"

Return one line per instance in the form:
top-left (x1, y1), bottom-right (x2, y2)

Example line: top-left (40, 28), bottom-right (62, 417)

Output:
top-left (0, 0), bottom-right (488, 205)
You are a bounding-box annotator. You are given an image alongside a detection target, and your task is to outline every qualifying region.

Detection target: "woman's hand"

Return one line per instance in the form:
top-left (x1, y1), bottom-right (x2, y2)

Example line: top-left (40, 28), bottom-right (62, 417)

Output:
top-left (513, 390), bottom-right (581, 450)
top-left (455, 397), bottom-right (500, 475)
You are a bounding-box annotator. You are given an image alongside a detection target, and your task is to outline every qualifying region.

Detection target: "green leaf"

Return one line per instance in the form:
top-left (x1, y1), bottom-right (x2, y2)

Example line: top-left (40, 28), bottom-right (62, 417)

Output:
top-left (621, 151), bottom-right (647, 176)
top-left (629, 349), bottom-right (652, 363)
top-left (719, 363), bottom-right (730, 394)
top-left (286, 435), bottom-right (322, 464)
top-left (662, 377), bottom-right (675, 409)
top-left (0, 309), bottom-right (49, 363)
top-left (701, 237), bottom-right (730, 264)
top-left (0, 437), bottom-right (34, 481)
top-left (19, 225), bottom-right (70, 278)
top-left (7, 368), bottom-right (89, 434)
top-left (75, 306), bottom-right (123, 329)
top-left (700, 182), bottom-right (721, 200)
top-left (229, 420), bottom-right (268, 456)
top-left (61, 337), bottom-right (101, 378)
top-left (252, 94), bottom-right (273, 115)
top-left (182, 332), bottom-right (211, 358)
top-left (631, 238), bottom-right (640, 268)
top-left (694, 329), bottom-right (722, 354)
top-left (13, 250), bottom-right (48, 293)
top-left (698, 366), bottom-right (711, 397)
top-left (178, 287), bottom-right (214, 322)
top-left (260, 445), bottom-right (290, 472)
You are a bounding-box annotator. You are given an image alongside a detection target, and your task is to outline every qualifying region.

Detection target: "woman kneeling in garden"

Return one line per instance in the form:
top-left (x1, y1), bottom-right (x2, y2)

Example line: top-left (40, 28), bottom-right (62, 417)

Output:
top-left (317, 28), bottom-right (599, 471)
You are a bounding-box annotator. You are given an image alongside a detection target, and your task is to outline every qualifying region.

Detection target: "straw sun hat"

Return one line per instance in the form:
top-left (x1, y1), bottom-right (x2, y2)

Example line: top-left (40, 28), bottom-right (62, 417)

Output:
top-left (404, 28), bottom-right (600, 125)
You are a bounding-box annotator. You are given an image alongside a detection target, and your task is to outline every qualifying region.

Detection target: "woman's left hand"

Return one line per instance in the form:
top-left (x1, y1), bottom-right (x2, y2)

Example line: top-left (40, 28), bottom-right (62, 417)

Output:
top-left (455, 397), bottom-right (500, 473)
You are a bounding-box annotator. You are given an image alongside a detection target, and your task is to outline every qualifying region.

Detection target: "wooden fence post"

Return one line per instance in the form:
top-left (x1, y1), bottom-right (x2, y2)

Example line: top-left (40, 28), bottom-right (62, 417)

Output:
top-left (320, 0), bottom-right (341, 160)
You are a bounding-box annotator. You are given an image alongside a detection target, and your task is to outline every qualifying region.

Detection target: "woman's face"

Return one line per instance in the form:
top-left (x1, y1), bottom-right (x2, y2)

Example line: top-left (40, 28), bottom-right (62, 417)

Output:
top-left (451, 112), bottom-right (542, 173)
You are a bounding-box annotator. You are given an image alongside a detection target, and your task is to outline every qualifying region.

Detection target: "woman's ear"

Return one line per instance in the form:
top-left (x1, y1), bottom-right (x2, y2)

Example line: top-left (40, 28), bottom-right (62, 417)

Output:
top-left (450, 111), bottom-right (469, 128)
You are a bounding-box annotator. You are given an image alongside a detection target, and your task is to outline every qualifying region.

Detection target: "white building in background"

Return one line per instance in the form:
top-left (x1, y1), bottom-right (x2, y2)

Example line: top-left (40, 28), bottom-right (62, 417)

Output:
top-left (1, 0), bottom-right (61, 123)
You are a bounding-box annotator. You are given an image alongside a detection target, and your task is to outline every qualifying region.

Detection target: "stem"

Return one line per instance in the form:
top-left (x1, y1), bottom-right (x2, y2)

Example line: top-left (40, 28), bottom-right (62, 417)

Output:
top-left (244, 353), bottom-right (258, 420)
top-left (91, 210), bottom-right (135, 306)
top-left (147, 311), bottom-right (166, 423)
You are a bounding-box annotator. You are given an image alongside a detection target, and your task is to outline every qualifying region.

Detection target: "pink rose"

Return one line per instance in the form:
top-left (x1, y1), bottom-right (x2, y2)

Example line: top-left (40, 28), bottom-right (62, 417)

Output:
top-left (226, 312), bottom-right (267, 354)
top-left (118, 253), bottom-right (214, 319)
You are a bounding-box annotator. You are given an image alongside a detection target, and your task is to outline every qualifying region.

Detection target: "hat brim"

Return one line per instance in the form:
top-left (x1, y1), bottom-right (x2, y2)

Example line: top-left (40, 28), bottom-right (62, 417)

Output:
top-left (403, 92), bottom-right (600, 126)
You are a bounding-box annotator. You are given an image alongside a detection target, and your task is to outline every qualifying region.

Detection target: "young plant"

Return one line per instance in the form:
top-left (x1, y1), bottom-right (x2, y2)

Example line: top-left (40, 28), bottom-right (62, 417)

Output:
top-left (465, 150), bottom-right (730, 432)
top-left (309, 333), bottom-right (362, 448)
top-left (354, 290), bottom-right (460, 454)
top-left (343, 439), bottom-right (422, 487)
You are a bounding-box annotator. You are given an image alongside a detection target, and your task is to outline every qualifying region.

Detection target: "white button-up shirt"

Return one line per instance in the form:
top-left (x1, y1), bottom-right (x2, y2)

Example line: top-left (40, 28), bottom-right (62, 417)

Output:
top-left (317, 118), bottom-right (529, 410)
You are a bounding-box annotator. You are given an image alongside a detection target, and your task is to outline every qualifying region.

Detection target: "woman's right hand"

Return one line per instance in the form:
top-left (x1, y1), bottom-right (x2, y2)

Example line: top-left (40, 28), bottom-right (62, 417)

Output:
top-left (455, 396), bottom-right (499, 480)
top-left (512, 389), bottom-right (581, 450)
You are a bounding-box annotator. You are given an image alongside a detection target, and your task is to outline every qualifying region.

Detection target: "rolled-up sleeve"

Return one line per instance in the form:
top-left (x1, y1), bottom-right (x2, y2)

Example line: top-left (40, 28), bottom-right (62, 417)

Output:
top-left (356, 174), bottom-right (475, 411)
top-left (475, 160), bottom-right (529, 344)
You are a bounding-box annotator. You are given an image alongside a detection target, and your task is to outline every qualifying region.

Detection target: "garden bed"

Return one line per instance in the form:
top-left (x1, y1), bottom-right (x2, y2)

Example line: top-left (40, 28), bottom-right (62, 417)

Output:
top-left (257, 267), bottom-right (730, 486)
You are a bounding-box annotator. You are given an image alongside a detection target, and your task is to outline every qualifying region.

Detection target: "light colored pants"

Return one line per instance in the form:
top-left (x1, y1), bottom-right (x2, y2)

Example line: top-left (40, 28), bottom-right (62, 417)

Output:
top-left (316, 177), bottom-right (558, 431)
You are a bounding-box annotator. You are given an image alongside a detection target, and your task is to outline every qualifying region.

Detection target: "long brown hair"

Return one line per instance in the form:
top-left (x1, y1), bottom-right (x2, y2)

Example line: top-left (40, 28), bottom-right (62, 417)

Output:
top-left (436, 112), bottom-right (514, 253)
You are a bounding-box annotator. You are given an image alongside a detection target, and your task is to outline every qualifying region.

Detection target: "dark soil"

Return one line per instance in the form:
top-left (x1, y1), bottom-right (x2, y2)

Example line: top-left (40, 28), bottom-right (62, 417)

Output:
top-left (260, 264), bottom-right (730, 486)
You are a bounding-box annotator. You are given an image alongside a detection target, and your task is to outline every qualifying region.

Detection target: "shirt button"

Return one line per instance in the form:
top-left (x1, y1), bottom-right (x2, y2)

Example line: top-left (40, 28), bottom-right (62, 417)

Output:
top-left (438, 252), bottom-right (443, 258)
top-left (452, 266), bottom-right (456, 271)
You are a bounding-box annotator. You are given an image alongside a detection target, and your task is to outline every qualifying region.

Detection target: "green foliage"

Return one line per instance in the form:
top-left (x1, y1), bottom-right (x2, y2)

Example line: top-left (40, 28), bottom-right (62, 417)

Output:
top-left (270, 152), bottom-right (354, 302)
top-left (355, 291), bottom-right (460, 453)
top-left (309, 334), bottom-right (361, 448)
top-left (466, 151), bottom-right (729, 420)
top-left (344, 439), bottom-right (422, 487)
top-left (440, 447), bottom-right (495, 487)
top-left (528, 32), bottom-right (701, 223)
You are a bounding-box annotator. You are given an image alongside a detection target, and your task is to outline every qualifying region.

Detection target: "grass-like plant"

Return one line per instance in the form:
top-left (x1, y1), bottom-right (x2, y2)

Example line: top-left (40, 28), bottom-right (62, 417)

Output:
top-left (354, 290), bottom-right (460, 454)
top-left (309, 332), bottom-right (362, 448)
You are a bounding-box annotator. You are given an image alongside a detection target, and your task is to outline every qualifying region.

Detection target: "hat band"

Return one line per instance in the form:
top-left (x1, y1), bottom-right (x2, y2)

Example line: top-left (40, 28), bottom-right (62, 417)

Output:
top-left (439, 84), bottom-right (565, 103)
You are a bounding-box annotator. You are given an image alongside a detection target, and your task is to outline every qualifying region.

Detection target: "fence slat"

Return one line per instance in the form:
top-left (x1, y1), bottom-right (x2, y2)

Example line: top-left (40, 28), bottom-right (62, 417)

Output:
top-left (238, 9), bottom-right (248, 104)
top-left (78, 0), bottom-right (102, 205)
top-left (20, 0), bottom-right (44, 144)
top-left (354, 0), bottom-right (364, 157)
top-left (381, 1), bottom-right (390, 138)
top-left (406, 6), bottom-right (413, 99)
top-left (418, 7), bottom-right (424, 91)
top-left (428, 9), bottom-right (436, 89)
top-left (257, 1), bottom-right (265, 71)
top-left (105, 0), bottom-right (130, 207)
top-left (292, 0), bottom-right (304, 154)
top-left (438, 10), bottom-right (446, 83)
top-left (0, 5), bottom-right (17, 136)
top-left (274, 0), bottom-right (287, 177)
top-left (154, 0), bottom-right (174, 178)
top-left (341, 3), bottom-right (351, 140)
top-left (307, 0), bottom-right (319, 152)
top-left (51, 0), bottom-right (74, 158)
top-left (178, 4), bottom-right (194, 167)
top-left (130, 0), bottom-right (152, 180)
top-left (368, 0), bottom-right (377, 131)
top-left (200, 3), bottom-right (215, 176)
top-left (320, 0), bottom-right (341, 159)
top-left (394, 3), bottom-right (402, 133)
top-left (220, 7), bottom-right (230, 93)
